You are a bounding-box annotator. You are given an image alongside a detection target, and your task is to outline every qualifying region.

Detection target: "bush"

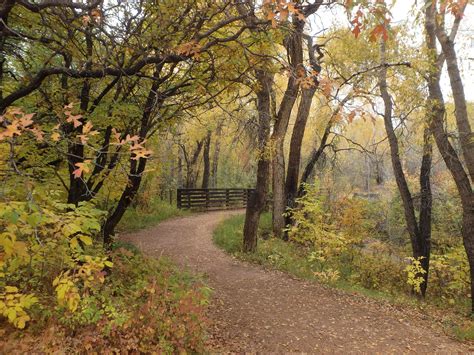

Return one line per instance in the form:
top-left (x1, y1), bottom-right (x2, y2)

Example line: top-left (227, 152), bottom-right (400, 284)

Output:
top-left (429, 247), bottom-right (470, 304)
top-left (0, 199), bottom-right (209, 353)
top-left (350, 252), bottom-right (406, 293)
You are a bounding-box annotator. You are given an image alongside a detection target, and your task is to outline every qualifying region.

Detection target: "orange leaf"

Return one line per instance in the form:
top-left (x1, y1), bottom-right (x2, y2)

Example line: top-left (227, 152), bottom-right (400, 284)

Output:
top-left (72, 160), bottom-right (91, 179)
top-left (28, 127), bottom-right (44, 141)
top-left (66, 114), bottom-right (83, 128)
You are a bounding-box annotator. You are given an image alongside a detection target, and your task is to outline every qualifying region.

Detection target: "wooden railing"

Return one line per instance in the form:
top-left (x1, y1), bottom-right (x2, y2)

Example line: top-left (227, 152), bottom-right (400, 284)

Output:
top-left (177, 188), bottom-right (255, 210)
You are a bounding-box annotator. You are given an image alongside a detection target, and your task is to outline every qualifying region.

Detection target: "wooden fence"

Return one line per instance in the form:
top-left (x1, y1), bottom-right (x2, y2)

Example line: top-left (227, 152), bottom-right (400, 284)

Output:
top-left (177, 188), bottom-right (255, 210)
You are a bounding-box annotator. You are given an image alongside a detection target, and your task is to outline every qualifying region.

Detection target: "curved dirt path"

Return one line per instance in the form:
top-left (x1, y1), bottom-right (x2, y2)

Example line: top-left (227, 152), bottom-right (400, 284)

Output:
top-left (123, 210), bottom-right (470, 353)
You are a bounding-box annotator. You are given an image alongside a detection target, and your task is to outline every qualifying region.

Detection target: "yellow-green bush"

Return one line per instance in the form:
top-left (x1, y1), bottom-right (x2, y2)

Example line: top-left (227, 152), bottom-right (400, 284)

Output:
top-left (429, 247), bottom-right (470, 304)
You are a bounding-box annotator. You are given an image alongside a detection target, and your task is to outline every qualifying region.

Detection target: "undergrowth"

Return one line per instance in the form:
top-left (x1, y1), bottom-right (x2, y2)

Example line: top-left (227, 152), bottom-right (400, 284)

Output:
top-left (1, 199), bottom-right (207, 353)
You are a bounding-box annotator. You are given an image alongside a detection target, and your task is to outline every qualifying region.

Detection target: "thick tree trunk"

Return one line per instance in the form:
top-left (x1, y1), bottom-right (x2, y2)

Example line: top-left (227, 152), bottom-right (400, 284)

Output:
top-left (271, 19), bottom-right (304, 238)
top-left (243, 70), bottom-right (272, 253)
top-left (201, 130), bottom-right (212, 189)
top-left (417, 127), bottom-right (433, 296)
top-left (284, 87), bottom-right (316, 234)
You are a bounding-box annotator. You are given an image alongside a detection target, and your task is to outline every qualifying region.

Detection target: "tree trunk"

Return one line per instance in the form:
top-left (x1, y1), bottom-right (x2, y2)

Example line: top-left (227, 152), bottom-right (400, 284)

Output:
top-left (103, 68), bottom-right (162, 245)
top-left (211, 121), bottom-right (223, 188)
top-left (243, 70), bottom-right (273, 253)
top-left (298, 101), bottom-right (343, 197)
top-left (284, 87), bottom-right (316, 235)
top-left (379, 39), bottom-right (432, 296)
top-left (184, 139), bottom-right (204, 188)
top-left (417, 127), bottom-right (433, 296)
top-left (272, 142), bottom-right (287, 237)
top-left (201, 130), bottom-right (212, 189)
top-left (66, 25), bottom-right (94, 204)
top-left (425, 0), bottom-right (474, 310)
top-left (271, 19), bottom-right (304, 238)
top-left (434, 6), bottom-right (474, 182)
top-left (103, 158), bottom-right (147, 244)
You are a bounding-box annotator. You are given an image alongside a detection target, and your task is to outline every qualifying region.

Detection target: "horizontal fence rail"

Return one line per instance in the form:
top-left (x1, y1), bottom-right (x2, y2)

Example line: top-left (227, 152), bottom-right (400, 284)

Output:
top-left (177, 188), bottom-right (255, 210)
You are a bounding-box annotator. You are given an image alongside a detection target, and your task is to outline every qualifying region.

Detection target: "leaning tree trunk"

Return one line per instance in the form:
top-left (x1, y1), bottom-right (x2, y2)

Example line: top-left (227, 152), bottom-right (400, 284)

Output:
top-left (103, 69), bottom-right (162, 245)
top-left (297, 96), bottom-right (351, 197)
top-left (103, 157), bottom-right (147, 244)
top-left (243, 70), bottom-right (273, 253)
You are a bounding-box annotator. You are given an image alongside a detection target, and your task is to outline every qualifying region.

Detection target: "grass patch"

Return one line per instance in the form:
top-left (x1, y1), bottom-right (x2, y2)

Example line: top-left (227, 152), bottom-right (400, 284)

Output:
top-left (118, 198), bottom-right (189, 232)
top-left (213, 213), bottom-right (316, 279)
top-left (452, 323), bottom-right (474, 341)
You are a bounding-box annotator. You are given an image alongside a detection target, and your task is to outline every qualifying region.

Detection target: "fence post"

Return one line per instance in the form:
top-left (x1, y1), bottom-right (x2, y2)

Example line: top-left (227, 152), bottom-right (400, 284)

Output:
top-left (205, 189), bottom-right (209, 209)
top-left (225, 189), bottom-right (230, 209)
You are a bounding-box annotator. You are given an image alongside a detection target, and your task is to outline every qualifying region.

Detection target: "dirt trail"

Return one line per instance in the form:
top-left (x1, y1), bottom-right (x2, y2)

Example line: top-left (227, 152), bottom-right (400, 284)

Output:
top-left (123, 210), bottom-right (470, 353)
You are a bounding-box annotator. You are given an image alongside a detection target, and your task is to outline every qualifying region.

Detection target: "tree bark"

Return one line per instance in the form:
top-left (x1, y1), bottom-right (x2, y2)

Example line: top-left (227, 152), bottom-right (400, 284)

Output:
top-left (243, 70), bottom-right (273, 253)
top-left (201, 130), bottom-right (212, 188)
top-left (425, 0), bottom-right (474, 310)
top-left (434, 4), bottom-right (474, 183)
top-left (211, 120), bottom-right (223, 188)
top-left (103, 68), bottom-right (162, 245)
top-left (67, 25), bottom-right (93, 204)
top-left (271, 18), bottom-right (304, 238)
top-left (284, 87), bottom-right (316, 233)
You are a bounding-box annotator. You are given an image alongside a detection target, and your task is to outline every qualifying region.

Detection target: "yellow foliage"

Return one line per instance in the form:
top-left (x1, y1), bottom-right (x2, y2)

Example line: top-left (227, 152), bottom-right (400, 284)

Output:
top-left (0, 199), bottom-right (111, 329)
top-left (404, 257), bottom-right (426, 294)
top-left (0, 286), bottom-right (38, 329)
